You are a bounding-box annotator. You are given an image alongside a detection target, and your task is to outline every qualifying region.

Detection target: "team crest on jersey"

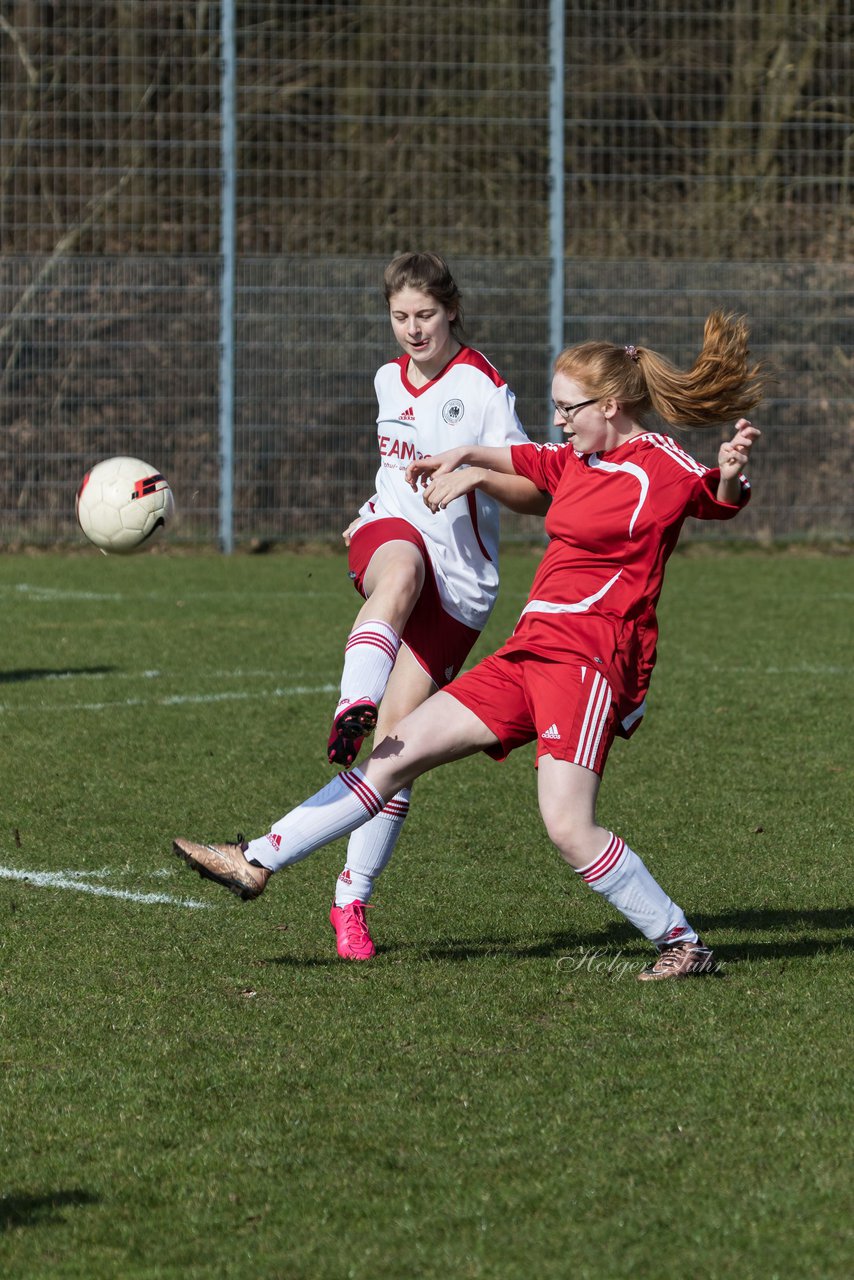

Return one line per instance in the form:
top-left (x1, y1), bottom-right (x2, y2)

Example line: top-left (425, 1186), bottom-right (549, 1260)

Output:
top-left (442, 399), bottom-right (464, 424)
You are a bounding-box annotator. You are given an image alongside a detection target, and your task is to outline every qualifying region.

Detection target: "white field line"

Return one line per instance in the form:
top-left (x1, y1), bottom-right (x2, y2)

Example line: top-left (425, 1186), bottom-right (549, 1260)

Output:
top-left (18, 668), bottom-right (325, 683)
top-left (712, 664), bottom-right (850, 675)
top-left (683, 658), bottom-right (850, 676)
top-left (0, 681), bottom-right (337, 714)
top-left (0, 864), bottom-right (210, 909)
top-left (10, 584), bottom-right (123, 601)
top-left (762, 664), bottom-right (850, 675)
top-left (5, 583), bottom-right (340, 603)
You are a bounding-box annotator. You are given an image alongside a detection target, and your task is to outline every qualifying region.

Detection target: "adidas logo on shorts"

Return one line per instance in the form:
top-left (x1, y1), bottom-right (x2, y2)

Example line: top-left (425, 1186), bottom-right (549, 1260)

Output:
top-left (541, 723), bottom-right (561, 741)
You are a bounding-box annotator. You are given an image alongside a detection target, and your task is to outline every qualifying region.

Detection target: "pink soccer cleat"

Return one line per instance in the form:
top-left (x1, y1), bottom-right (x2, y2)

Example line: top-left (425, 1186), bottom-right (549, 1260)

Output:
top-left (329, 900), bottom-right (376, 960)
top-left (327, 699), bottom-right (378, 766)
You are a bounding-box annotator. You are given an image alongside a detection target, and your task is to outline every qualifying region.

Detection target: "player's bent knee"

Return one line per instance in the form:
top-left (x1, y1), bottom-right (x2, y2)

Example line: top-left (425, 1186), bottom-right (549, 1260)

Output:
top-left (541, 814), bottom-right (594, 867)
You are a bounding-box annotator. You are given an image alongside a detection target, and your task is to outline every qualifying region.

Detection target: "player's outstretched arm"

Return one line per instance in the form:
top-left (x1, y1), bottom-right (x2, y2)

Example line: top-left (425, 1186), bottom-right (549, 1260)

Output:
top-left (476, 470), bottom-right (550, 515)
top-left (717, 419), bottom-right (760, 504)
top-left (405, 445), bottom-right (517, 491)
top-left (420, 467), bottom-right (550, 515)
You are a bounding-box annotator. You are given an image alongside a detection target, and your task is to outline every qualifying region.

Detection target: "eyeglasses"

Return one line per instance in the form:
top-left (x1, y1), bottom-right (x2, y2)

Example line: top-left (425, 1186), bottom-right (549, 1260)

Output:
top-left (552, 398), bottom-right (597, 422)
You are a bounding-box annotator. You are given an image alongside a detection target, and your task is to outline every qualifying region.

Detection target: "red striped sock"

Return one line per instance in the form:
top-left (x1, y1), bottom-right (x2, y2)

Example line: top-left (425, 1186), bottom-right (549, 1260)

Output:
top-left (575, 833), bottom-right (697, 945)
top-left (246, 769), bottom-right (385, 871)
top-left (576, 832), bottom-right (627, 884)
top-left (336, 788), bottom-right (411, 905)
top-left (338, 620), bottom-right (400, 709)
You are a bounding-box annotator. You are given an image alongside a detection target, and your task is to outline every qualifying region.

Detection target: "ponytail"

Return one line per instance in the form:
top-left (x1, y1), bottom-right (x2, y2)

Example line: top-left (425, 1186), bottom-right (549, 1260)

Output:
top-left (555, 311), bottom-right (766, 428)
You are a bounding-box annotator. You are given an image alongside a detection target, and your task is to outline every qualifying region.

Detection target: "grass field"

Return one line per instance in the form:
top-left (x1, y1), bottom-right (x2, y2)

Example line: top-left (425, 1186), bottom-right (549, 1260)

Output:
top-left (0, 545), bottom-right (851, 1280)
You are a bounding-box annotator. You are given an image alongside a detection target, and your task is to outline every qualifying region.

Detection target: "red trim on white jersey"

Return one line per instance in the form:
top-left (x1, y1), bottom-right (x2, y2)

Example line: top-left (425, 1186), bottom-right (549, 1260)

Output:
top-left (356, 346), bottom-right (529, 631)
top-left (395, 345), bottom-right (507, 397)
top-left (465, 490), bottom-right (492, 562)
top-left (452, 345), bottom-right (507, 387)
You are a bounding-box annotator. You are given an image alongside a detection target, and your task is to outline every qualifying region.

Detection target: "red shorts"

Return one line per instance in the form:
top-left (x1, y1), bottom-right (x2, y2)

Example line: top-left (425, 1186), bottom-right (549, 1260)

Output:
top-left (348, 517), bottom-right (481, 688)
top-left (446, 650), bottom-right (618, 775)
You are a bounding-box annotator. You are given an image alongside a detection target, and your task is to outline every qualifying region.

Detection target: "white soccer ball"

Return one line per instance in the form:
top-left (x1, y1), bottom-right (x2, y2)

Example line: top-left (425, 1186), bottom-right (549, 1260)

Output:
top-left (76, 456), bottom-right (175, 555)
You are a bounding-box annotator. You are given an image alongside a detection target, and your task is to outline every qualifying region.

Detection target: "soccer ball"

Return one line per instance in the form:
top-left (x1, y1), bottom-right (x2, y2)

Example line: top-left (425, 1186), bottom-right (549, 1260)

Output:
top-left (76, 456), bottom-right (175, 555)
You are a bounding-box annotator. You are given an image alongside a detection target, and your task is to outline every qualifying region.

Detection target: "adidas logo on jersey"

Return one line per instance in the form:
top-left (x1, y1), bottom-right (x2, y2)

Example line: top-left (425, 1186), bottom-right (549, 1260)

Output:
top-left (399, 406), bottom-right (415, 422)
top-left (541, 723), bottom-right (561, 741)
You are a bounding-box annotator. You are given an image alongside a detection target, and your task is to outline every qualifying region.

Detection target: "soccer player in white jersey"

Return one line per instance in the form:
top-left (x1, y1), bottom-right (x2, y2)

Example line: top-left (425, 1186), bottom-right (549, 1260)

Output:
top-left (175, 311), bottom-right (765, 980)
top-left (324, 252), bottom-right (549, 958)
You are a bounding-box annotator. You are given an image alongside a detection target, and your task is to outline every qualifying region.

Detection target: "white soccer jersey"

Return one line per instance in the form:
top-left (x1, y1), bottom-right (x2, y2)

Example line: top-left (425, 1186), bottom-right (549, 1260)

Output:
top-left (354, 346), bottom-right (530, 630)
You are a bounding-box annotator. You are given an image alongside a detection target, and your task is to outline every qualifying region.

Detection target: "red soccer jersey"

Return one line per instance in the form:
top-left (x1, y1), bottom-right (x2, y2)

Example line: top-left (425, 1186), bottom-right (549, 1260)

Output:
top-left (503, 433), bottom-right (750, 735)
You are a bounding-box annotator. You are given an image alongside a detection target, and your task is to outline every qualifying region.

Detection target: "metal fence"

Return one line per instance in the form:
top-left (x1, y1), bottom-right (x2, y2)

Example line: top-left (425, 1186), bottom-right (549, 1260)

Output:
top-left (1, 2), bottom-right (851, 547)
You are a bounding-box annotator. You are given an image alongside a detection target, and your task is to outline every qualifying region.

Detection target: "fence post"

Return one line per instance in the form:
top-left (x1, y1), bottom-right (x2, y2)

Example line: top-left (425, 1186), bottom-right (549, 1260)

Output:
top-left (548, 0), bottom-right (565, 443)
top-left (218, 0), bottom-right (236, 553)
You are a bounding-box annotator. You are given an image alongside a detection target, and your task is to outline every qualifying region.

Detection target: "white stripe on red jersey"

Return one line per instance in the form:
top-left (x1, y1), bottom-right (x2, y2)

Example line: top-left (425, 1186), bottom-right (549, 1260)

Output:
top-left (645, 432), bottom-right (708, 476)
top-left (521, 569), bottom-right (623, 619)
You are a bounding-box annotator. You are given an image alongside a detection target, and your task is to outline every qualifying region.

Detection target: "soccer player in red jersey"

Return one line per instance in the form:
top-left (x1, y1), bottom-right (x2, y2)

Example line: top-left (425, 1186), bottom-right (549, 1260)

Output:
top-left (175, 312), bottom-right (765, 980)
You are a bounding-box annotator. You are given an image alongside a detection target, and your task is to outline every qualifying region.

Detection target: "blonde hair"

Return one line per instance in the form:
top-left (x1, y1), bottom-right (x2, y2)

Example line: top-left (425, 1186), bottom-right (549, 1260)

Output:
top-left (555, 311), bottom-right (766, 427)
top-left (383, 251), bottom-right (465, 339)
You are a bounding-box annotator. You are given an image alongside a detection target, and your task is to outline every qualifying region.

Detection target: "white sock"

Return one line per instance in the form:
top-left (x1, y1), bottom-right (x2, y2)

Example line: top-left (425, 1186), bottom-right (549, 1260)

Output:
top-left (575, 833), bottom-right (698, 946)
top-left (335, 789), bottom-right (411, 905)
top-left (245, 769), bottom-right (385, 872)
top-left (337, 619), bottom-right (400, 711)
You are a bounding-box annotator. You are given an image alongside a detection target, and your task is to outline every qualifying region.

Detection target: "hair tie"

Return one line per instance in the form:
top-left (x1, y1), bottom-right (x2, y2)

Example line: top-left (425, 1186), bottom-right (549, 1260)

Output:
top-left (624, 344), bottom-right (640, 363)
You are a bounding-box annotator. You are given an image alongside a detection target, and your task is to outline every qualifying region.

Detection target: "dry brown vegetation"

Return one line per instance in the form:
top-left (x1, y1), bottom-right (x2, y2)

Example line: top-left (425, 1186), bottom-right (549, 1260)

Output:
top-left (0, 2), bottom-right (851, 543)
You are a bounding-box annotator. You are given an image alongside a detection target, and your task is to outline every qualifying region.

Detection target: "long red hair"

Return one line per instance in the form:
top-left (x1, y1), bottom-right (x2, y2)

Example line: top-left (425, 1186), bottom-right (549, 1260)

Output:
top-left (555, 311), bottom-right (767, 427)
